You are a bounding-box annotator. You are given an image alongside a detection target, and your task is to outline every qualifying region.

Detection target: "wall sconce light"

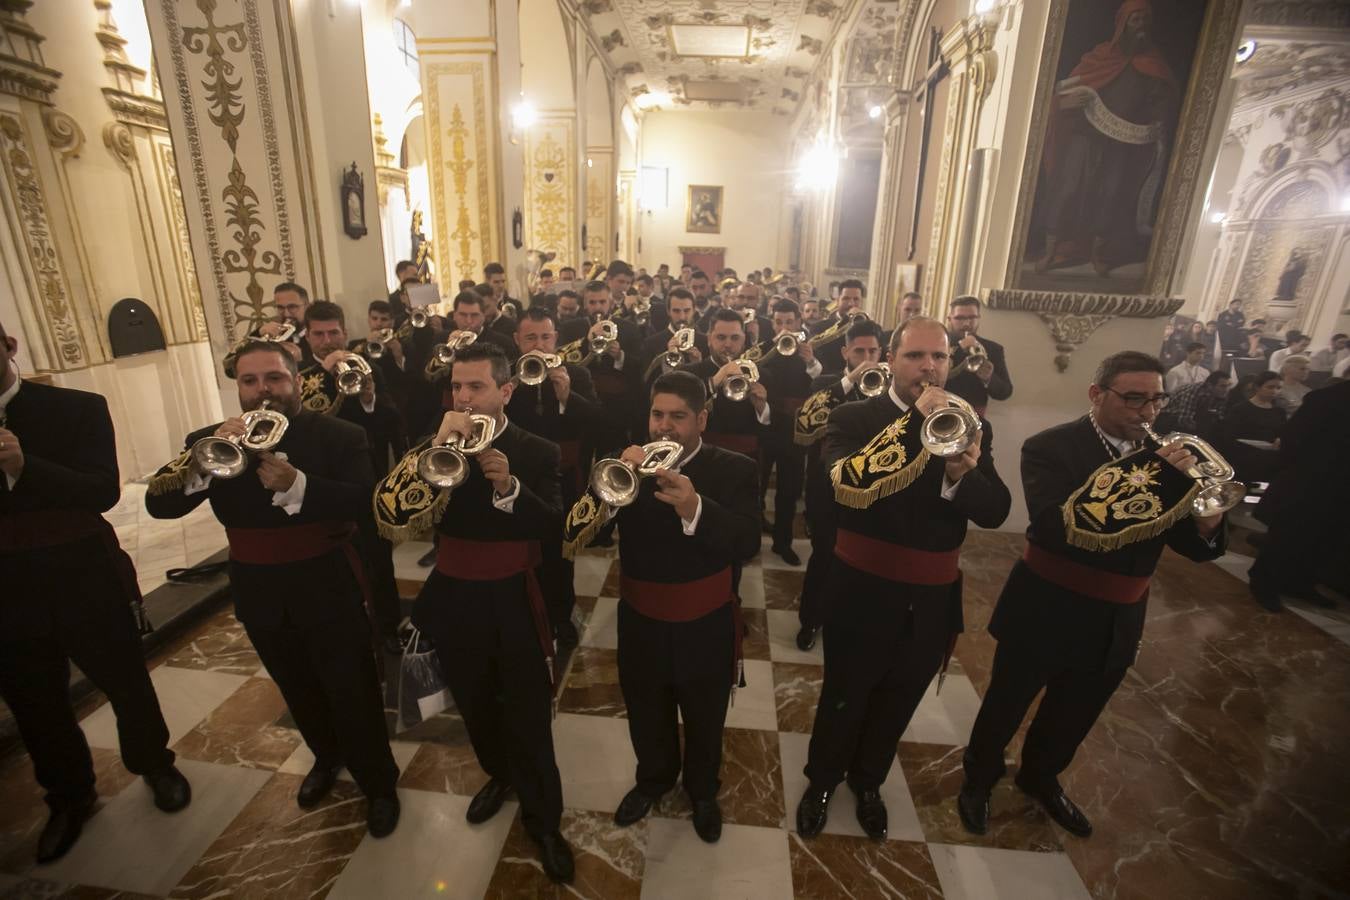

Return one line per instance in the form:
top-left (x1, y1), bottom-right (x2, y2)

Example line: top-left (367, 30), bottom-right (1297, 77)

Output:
top-left (794, 141), bottom-right (839, 192)
top-left (509, 99), bottom-right (537, 145)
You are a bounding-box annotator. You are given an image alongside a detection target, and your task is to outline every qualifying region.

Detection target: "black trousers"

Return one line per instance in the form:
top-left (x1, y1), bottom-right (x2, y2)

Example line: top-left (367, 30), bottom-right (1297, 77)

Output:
top-left (762, 438), bottom-right (805, 549)
top-left (1249, 509), bottom-right (1337, 597)
top-left (243, 596), bottom-right (399, 799)
top-left (539, 538), bottom-right (576, 636)
top-left (799, 453), bottom-right (835, 630)
top-left (0, 541), bottom-right (173, 811)
top-left (617, 601), bottom-right (733, 802)
top-left (416, 572), bottom-right (563, 837)
top-left (804, 564), bottom-right (952, 791)
top-left (365, 533), bottom-right (402, 639)
top-left (962, 640), bottom-right (1127, 793)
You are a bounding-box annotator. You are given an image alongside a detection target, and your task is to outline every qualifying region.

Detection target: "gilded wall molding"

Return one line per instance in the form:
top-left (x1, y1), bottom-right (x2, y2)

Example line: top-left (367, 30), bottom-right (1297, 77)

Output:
top-left (524, 116), bottom-right (576, 264)
top-left (0, 2), bottom-right (59, 105)
top-left (986, 288), bottom-right (1184, 371)
top-left (102, 119), bottom-right (136, 167)
top-left (585, 148), bottom-right (612, 262)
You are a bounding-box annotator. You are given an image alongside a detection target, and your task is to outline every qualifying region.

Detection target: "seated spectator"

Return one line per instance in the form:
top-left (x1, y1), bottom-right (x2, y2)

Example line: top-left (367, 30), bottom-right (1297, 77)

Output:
top-left (1309, 333), bottom-right (1348, 373)
top-left (1223, 370), bottom-right (1286, 483)
top-left (1276, 356), bottom-right (1311, 414)
top-left (1239, 329), bottom-right (1268, 361)
top-left (1165, 342), bottom-right (1210, 393)
top-left (1268, 330), bottom-right (1312, 372)
top-left (1159, 370), bottom-right (1230, 438)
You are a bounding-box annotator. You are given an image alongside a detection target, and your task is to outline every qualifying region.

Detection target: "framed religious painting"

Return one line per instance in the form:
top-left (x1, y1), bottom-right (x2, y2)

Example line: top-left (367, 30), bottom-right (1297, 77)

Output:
top-left (686, 185), bottom-right (723, 234)
top-left (341, 162), bottom-right (367, 239)
top-left (1005, 0), bottom-right (1240, 296)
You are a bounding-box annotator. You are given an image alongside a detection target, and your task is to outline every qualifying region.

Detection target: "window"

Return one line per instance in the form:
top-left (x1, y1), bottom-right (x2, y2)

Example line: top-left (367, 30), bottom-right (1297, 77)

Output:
top-left (393, 18), bottom-right (419, 80)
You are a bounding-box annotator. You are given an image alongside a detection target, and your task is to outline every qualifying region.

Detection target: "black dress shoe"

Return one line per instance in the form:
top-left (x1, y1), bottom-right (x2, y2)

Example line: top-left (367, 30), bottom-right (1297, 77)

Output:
top-left (614, 786), bottom-right (659, 826)
top-left (417, 546), bottom-right (437, 567)
top-left (691, 798), bottom-right (722, 843)
top-left (533, 830), bottom-right (575, 884)
top-left (36, 795), bottom-right (96, 864)
top-left (956, 784), bottom-right (991, 835)
top-left (854, 788), bottom-right (887, 841)
top-left (796, 784), bottom-right (832, 837)
top-left (774, 545), bottom-right (802, 566)
top-left (466, 777), bottom-right (513, 824)
top-left (555, 619), bottom-right (580, 651)
top-left (144, 765), bottom-right (192, 813)
top-left (298, 761), bottom-right (342, 809)
top-left (795, 624), bottom-right (819, 652)
top-left (1015, 776), bottom-right (1092, 838)
top-left (1251, 586), bottom-right (1284, 613)
top-left (367, 794), bottom-right (401, 838)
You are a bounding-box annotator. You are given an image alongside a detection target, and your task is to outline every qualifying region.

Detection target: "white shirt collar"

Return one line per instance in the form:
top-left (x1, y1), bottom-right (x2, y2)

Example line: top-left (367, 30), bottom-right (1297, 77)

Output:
top-left (674, 439), bottom-right (704, 471)
top-left (887, 383), bottom-right (911, 413)
top-left (0, 365), bottom-right (19, 415)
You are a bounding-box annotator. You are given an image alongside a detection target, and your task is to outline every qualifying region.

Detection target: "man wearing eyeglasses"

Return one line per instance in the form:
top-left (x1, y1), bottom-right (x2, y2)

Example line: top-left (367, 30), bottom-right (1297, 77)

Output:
top-left (944, 296), bottom-right (1012, 417)
top-left (957, 351), bottom-right (1226, 841)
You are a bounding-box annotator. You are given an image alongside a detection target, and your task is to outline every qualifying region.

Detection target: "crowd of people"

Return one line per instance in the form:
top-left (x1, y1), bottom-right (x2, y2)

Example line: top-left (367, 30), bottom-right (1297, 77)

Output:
top-left (1, 261), bottom-right (1345, 883)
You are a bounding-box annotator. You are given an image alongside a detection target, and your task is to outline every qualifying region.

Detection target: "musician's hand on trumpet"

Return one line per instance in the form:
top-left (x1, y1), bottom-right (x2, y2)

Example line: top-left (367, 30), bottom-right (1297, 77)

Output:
top-left (476, 448), bottom-right (513, 496)
top-left (651, 467), bottom-right (698, 520)
top-left (588, 320), bottom-right (622, 360)
top-left (212, 416), bottom-right (249, 442)
top-left (0, 426), bottom-right (23, 481)
top-left (943, 441), bottom-right (981, 485)
top-left (434, 410), bottom-right (478, 447)
top-left (1154, 439), bottom-right (1224, 535)
top-left (913, 383), bottom-right (952, 418)
top-left (546, 363), bottom-right (571, 406)
top-left (255, 450), bottom-right (298, 493)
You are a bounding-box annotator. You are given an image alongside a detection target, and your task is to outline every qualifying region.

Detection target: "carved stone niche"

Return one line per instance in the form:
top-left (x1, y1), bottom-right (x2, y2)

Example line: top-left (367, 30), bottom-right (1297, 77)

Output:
top-left (986, 288), bottom-right (1183, 372)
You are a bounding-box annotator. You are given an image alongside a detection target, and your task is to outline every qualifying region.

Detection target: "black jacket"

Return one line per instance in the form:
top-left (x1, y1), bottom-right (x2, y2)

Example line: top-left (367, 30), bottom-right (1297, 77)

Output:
top-left (679, 358), bottom-right (765, 443)
top-left (946, 334), bottom-right (1012, 409)
top-left (1, 381), bottom-right (120, 520)
top-left (989, 415), bottom-right (1226, 670)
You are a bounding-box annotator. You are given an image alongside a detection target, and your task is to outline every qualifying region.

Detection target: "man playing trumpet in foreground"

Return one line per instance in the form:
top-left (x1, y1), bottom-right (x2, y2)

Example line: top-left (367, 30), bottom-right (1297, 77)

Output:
top-left (564, 371), bottom-right (761, 844)
top-left (798, 317), bottom-right (1011, 841)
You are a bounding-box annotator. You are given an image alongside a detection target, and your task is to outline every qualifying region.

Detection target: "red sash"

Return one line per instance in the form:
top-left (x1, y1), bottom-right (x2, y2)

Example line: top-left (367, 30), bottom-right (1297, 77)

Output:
top-left (436, 537), bottom-right (554, 679)
top-left (704, 431), bottom-right (759, 457)
top-left (621, 567), bottom-right (743, 687)
top-left (0, 509), bottom-right (106, 552)
top-left (1022, 543), bottom-right (1150, 605)
top-left (835, 529), bottom-right (961, 586)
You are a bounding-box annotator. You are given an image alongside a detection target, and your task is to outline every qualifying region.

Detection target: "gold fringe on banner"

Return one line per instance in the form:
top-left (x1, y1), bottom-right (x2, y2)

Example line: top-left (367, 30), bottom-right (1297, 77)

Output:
top-left (373, 439), bottom-right (449, 543)
top-left (1061, 457), bottom-right (1202, 551)
top-left (830, 413), bottom-right (931, 509)
top-left (146, 449), bottom-right (195, 496)
top-left (794, 388), bottom-right (835, 446)
top-left (561, 491), bottom-right (607, 559)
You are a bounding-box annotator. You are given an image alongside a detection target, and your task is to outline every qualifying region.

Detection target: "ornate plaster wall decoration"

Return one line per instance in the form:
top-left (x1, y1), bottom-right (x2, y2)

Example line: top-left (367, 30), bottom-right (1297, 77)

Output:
top-left (1231, 41), bottom-right (1350, 107)
top-left (524, 123), bottom-right (574, 262)
top-left (445, 104), bottom-right (479, 279)
top-left (158, 142), bottom-right (209, 341)
top-left (1273, 87), bottom-right (1346, 157)
top-left (1249, 0), bottom-right (1350, 29)
top-left (986, 288), bottom-right (1184, 372)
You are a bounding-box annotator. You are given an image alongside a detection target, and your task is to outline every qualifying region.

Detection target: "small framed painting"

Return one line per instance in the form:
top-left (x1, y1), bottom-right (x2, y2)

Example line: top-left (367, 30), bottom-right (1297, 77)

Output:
top-left (686, 185), bottom-right (723, 234)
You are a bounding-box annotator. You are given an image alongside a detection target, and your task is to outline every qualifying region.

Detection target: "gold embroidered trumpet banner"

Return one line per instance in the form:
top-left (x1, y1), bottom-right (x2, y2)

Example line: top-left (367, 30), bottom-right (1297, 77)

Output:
top-left (561, 490), bottom-right (606, 559)
top-left (1062, 450), bottom-right (1200, 552)
top-left (794, 388), bottom-right (838, 446)
top-left (373, 439), bottom-right (448, 543)
top-left (299, 367), bottom-right (342, 416)
top-left (147, 449), bottom-right (196, 496)
top-left (830, 411), bottom-right (932, 509)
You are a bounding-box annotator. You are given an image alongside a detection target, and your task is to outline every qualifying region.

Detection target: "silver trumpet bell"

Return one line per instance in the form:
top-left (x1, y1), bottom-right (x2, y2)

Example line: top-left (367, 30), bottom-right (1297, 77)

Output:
top-left (190, 400), bottom-right (289, 479)
top-left (589, 320), bottom-right (619, 355)
top-left (365, 328), bottom-right (393, 359)
top-left (264, 323), bottom-right (297, 343)
top-left (410, 308), bottom-right (430, 329)
top-left (774, 330), bottom-right (804, 357)
top-left (919, 389), bottom-right (982, 457)
top-left (434, 330), bottom-right (478, 366)
top-left (664, 328), bottom-right (696, 367)
top-left (723, 358), bottom-right (760, 402)
top-left (962, 334), bottom-right (988, 373)
top-left (858, 363), bottom-right (891, 398)
top-left (1139, 422), bottom-right (1246, 516)
top-left (335, 353), bottom-right (373, 396)
top-left (416, 413), bottom-right (498, 490)
top-left (590, 440), bottom-right (684, 508)
top-left (515, 350), bottom-right (562, 386)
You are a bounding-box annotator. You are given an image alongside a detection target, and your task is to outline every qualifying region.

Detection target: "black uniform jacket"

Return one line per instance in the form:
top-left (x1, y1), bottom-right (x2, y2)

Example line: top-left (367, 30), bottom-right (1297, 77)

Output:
top-left (145, 411), bottom-right (374, 630)
top-left (639, 324), bottom-right (710, 374)
top-left (989, 416), bottom-right (1227, 671)
top-left (946, 334), bottom-right (1012, 409)
top-left (755, 340), bottom-right (815, 441)
top-left (410, 422), bottom-right (562, 645)
top-left (506, 364), bottom-right (602, 491)
top-left (678, 358), bottom-right (765, 444)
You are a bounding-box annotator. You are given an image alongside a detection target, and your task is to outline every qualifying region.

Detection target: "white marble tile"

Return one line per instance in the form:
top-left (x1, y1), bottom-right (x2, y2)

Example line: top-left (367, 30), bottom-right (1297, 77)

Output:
top-left (277, 740), bottom-right (422, 783)
top-left (900, 673), bottom-right (983, 746)
top-left (328, 788), bottom-right (514, 900)
top-left (776, 732), bottom-right (924, 842)
top-left (723, 658), bottom-right (778, 732)
top-left (738, 566), bottom-right (766, 610)
top-left (758, 537), bottom-right (811, 571)
top-left (391, 540), bottom-right (434, 578)
top-left (574, 555), bottom-right (613, 597)
top-left (765, 609), bottom-right (824, 665)
top-left (80, 666), bottom-right (247, 751)
top-left (928, 843), bottom-right (1091, 900)
top-left (551, 713), bottom-right (637, 815)
top-left (581, 596), bottom-right (619, 650)
top-left (34, 759), bottom-right (270, 896)
top-left (641, 817), bottom-right (792, 900)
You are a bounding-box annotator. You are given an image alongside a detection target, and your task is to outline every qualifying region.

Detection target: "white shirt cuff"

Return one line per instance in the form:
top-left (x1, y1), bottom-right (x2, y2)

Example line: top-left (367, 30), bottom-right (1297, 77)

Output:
top-left (360, 396), bottom-right (376, 413)
top-left (184, 469), bottom-right (212, 495)
top-left (557, 399), bottom-right (568, 414)
top-left (755, 403), bottom-right (771, 425)
top-left (805, 358), bottom-right (823, 378)
top-left (839, 375), bottom-right (855, 395)
top-left (940, 475), bottom-right (961, 500)
top-left (4, 472), bottom-right (16, 490)
top-left (492, 476), bottom-right (521, 512)
top-left (681, 495), bottom-right (703, 535)
top-left (271, 468), bottom-right (307, 515)
top-left (613, 350), bottom-right (626, 371)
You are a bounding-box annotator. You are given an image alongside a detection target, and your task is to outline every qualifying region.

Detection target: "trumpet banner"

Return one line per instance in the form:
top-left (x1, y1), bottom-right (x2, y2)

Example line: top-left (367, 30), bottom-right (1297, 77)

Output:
top-left (299, 367), bottom-right (343, 416)
top-left (373, 439), bottom-right (449, 543)
top-left (561, 489), bottom-right (606, 559)
top-left (794, 387), bottom-right (839, 446)
top-left (830, 411), bottom-right (932, 509)
top-left (146, 449), bottom-right (195, 496)
top-left (1061, 449), bottom-right (1200, 551)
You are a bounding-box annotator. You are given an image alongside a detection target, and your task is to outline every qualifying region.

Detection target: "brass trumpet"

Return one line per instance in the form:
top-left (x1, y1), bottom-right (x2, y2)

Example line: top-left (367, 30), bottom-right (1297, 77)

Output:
top-left (1139, 423), bottom-right (1246, 516)
top-left (589, 319), bottom-right (619, 356)
top-left (858, 363), bottom-right (891, 398)
top-left (959, 332), bottom-right (988, 373)
top-left (723, 359), bottom-right (760, 402)
top-left (513, 350), bottom-right (562, 387)
top-left (416, 413), bottom-right (498, 490)
top-left (434, 331), bottom-right (478, 366)
top-left (365, 328), bottom-right (394, 359)
top-left (664, 328), bottom-right (696, 367)
top-left (335, 353), bottom-right (373, 396)
top-left (918, 385), bottom-right (982, 457)
top-left (410, 307), bottom-right (432, 329)
top-left (263, 322), bottom-right (298, 343)
top-left (190, 400), bottom-right (289, 479)
top-left (590, 440), bottom-right (684, 508)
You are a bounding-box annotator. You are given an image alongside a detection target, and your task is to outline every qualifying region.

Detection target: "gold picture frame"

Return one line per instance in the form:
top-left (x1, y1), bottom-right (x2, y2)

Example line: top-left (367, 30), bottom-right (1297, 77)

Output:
top-left (686, 185), bottom-right (723, 234)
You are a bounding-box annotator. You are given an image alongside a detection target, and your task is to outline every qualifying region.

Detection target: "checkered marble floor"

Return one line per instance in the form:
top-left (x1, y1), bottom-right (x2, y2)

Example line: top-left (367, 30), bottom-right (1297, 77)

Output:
top-left (1, 531), bottom-right (1345, 899)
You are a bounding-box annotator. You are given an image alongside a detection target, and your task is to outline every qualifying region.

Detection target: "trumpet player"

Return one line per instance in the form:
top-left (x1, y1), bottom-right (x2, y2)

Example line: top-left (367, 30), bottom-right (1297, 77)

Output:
top-left (808, 279), bottom-right (865, 374)
top-left (374, 342), bottom-right (574, 883)
top-left (559, 279), bottom-right (644, 452)
top-left (959, 352), bottom-right (1226, 840)
top-left (945, 296), bottom-right (1012, 417)
top-left (678, 309), bottom-right (770, 459)
top-left (509, 308), bottom-right (605, 647)
top-left (793, 318), bottom-right (886, 650)
top-left (146, 341), bottom-right (401, 838)
top-left (798, 317), bottom-right (1011, 842)
top-left (221, 281), bottom-right (314, 378)
top-left (639, 288), bottom-right (709, 372)
top-left (0, 319), bottom-right (189, 863)
top-left (562, 372), bottom-right (761, 844)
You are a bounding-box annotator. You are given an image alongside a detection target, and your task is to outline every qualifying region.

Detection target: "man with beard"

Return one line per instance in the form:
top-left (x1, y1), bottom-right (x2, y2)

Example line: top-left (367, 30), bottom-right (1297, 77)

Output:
top-left (375, 343), bottom-right (572, 882)
top-left (811, 280), bottom-right (867, 375)
top-left (147, 341), bottom-right (401, 837)
top-left (679, 309), bottom-right (770, 461)
top-left (563, 371), bottom-right (760, 843)
top-left (556, 289), bottom-right (582, 323)
top-left (640, 288), bottom-right (710, 376)
top-left (558, 280), bottom-right (645, 457)
top-left (898, 291), bottom-right (924, 324)
top-left (944, 296), bottom-right (1013, 418)
top-left (222, 282), bottom-right (314, 378)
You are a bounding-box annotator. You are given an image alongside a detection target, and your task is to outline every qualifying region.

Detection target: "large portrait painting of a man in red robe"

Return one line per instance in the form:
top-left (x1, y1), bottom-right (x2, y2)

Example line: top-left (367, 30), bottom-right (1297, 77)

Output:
top-left (1019, 0), bottom-right (1207, 294)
